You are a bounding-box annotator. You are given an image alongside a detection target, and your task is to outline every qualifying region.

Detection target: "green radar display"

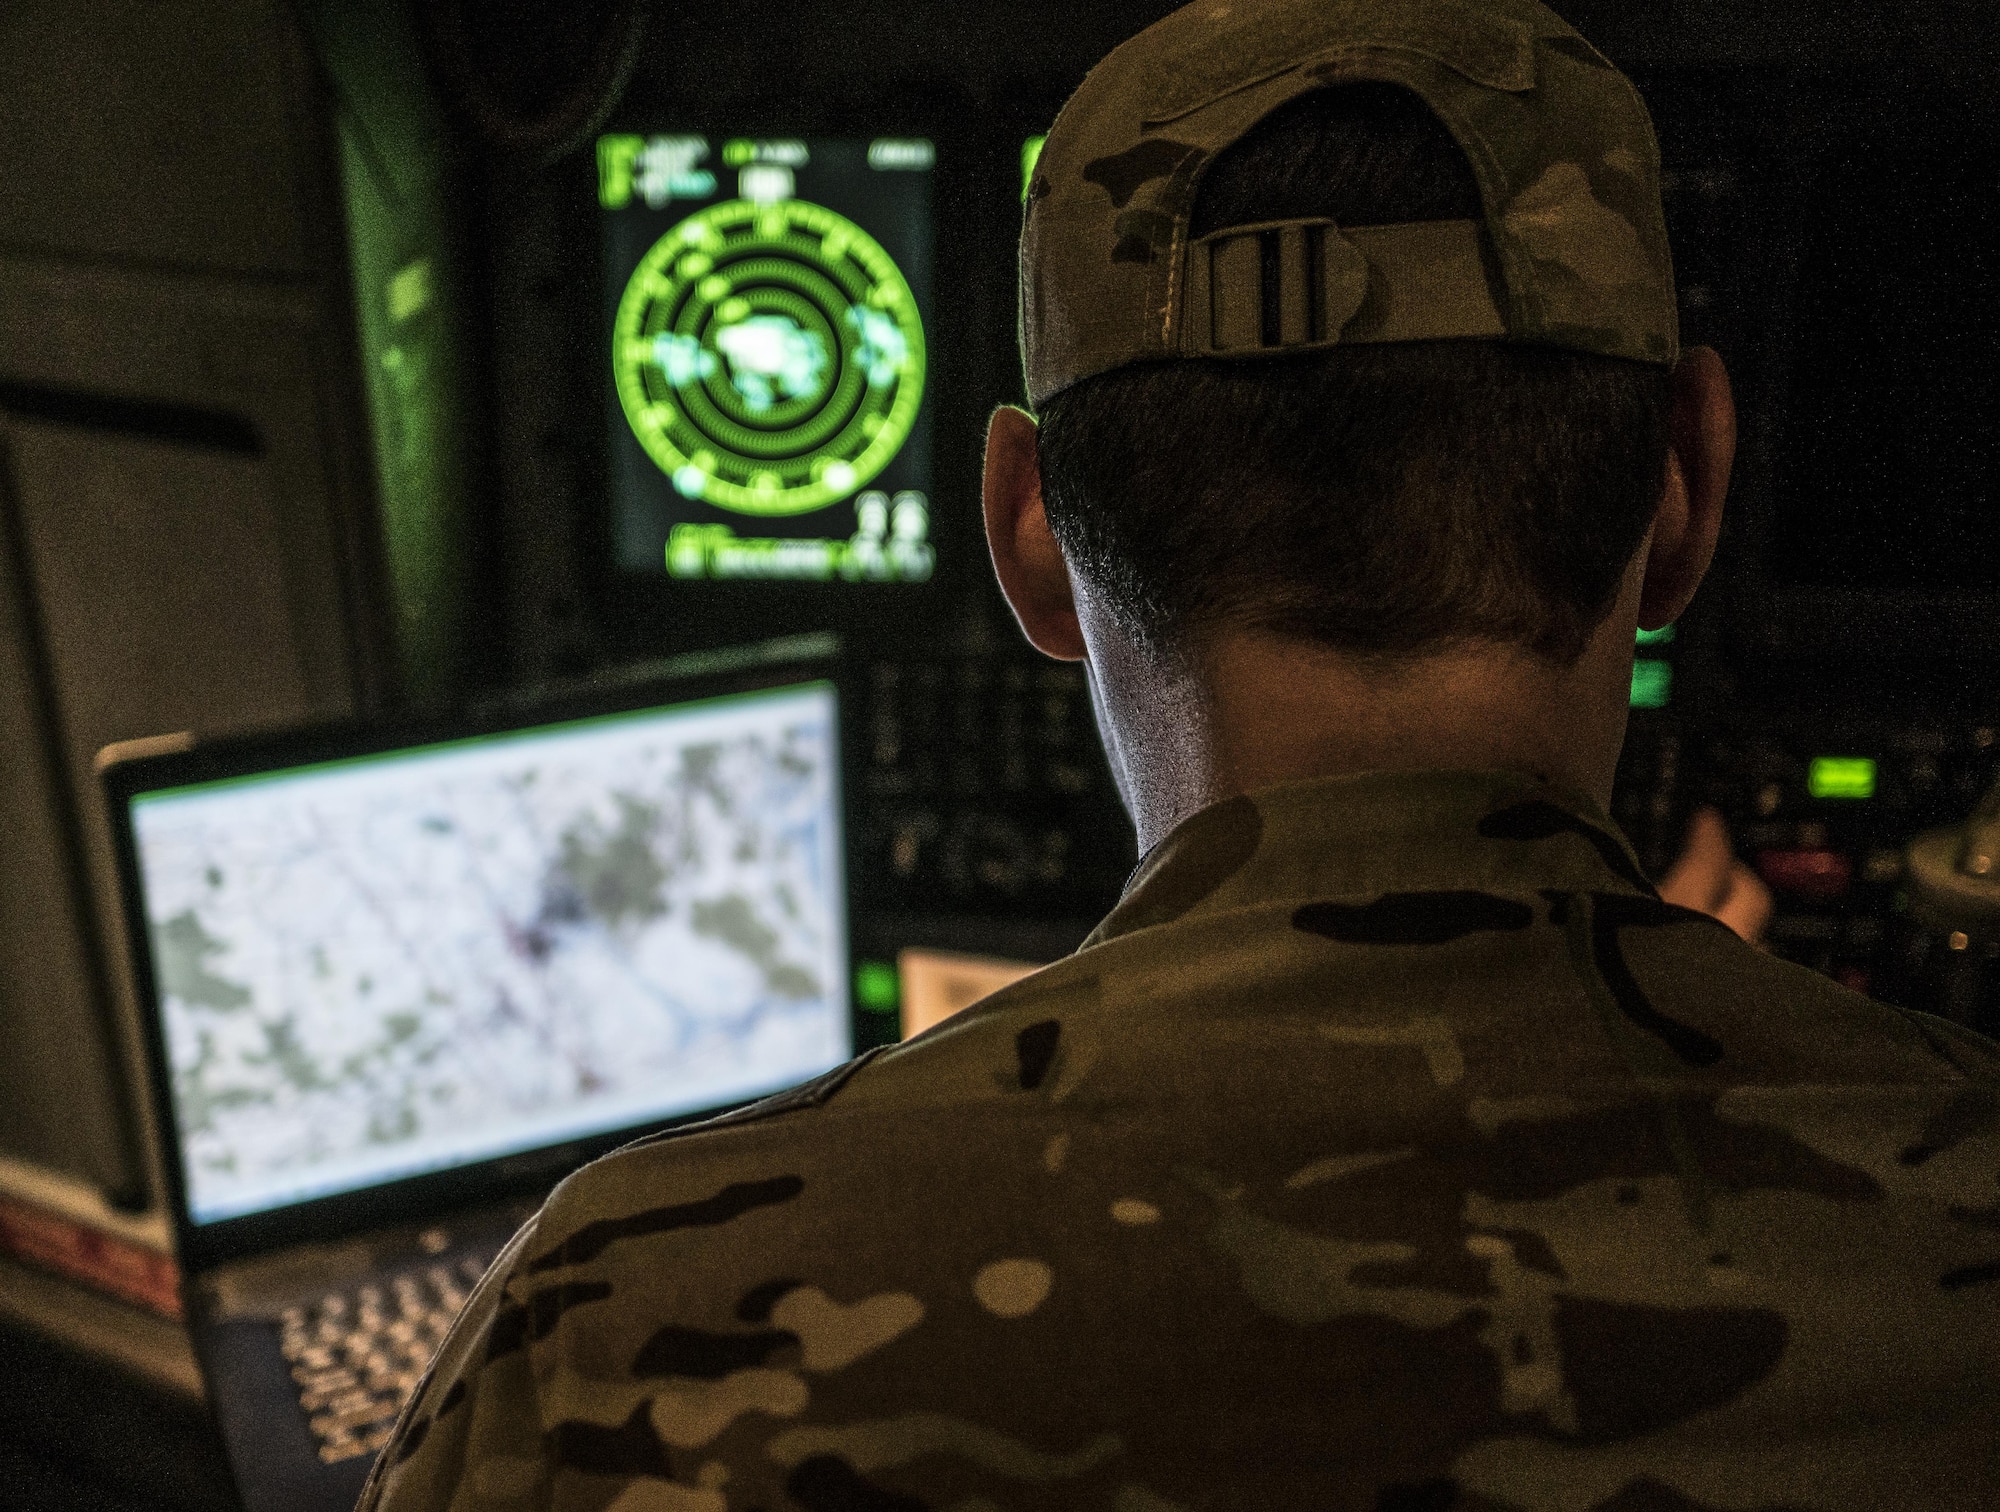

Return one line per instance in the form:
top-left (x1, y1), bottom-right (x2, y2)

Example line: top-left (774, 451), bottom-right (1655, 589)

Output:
top-left (613, 198), bottom-right (926, 517)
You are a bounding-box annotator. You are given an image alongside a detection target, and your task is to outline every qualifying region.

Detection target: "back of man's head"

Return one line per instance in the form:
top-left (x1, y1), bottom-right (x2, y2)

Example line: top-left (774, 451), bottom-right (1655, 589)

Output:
top-left (1036, 80), bottom-right (1674, 666)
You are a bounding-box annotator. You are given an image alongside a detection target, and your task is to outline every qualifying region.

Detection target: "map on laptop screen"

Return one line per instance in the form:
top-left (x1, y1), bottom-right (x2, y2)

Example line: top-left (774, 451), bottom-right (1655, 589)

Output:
top-left (128, 683), bottom-right (849, 1225)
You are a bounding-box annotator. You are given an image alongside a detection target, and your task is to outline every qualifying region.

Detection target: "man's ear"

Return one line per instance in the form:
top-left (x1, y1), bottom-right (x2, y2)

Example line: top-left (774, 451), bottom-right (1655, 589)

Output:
top-left (983, 405), bottom-right (1087, 660)
top-left (1639, 345), bottom-right (1735, 629)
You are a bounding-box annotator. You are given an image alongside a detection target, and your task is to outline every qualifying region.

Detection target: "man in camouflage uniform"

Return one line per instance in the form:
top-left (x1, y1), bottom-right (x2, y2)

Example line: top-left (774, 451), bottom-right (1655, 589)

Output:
top-left (366, 1), bottom-right (2000, 1507)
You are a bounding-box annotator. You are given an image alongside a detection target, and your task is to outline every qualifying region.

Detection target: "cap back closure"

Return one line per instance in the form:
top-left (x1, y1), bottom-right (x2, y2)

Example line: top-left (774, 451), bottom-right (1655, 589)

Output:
top-left (1181, 218), bottom-right (1507, 357)
top-left (1020, 0), bottom-right (1679, 406)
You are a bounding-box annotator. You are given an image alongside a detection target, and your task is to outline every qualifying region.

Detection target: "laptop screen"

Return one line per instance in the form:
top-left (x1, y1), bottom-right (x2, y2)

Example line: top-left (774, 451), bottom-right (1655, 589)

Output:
top-left (124, 680), bottom-right (849, 1226)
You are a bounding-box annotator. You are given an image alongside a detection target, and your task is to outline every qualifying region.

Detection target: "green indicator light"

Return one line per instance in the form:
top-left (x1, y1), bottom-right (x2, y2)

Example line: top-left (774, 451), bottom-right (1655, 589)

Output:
top-left (611, 197), bottom-right (925, 516)
top-left (854, 960), bottom-right (900, 1013)
top-left (1808, 757), bottom-right (1877, 801)
top-left (387, 258), bottom-right (432, 324)
top-left (1021, 135), bottom-right (1047, 202)
top-left (725, 139), bottom-right (808, 168)
top-left (1635, 624), bottom-right (1676, 647)
top-left (1630, 659), bottom-right (1672, 709)
top-left (597, 134), bottom-right (643, 209)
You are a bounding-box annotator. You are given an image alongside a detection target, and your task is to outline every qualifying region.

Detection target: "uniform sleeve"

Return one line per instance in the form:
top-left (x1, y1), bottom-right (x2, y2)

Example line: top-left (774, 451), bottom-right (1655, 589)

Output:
top-left (359, 1215), bottom-right (549, 1512)
top-left (1894, 1006), bottom-right (2000, 1080)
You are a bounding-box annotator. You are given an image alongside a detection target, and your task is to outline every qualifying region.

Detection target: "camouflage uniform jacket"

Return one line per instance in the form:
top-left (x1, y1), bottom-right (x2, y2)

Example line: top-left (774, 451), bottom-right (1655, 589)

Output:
top-left (364, 770), bottom-right (2000, 1512)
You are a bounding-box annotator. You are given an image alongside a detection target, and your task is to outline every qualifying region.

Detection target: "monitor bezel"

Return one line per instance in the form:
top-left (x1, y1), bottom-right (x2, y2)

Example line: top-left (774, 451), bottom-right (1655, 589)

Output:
top-left (573, 85), bottom-right (1040, 663)
top-left (103, 651), bottom-right (873, 1275)
top-left (598, 128), bottom-right (941, 591)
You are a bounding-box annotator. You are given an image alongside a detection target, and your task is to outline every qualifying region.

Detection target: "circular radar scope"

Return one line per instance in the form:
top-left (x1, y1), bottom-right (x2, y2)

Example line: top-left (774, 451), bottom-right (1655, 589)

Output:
top-left (613, 199), bottom-right (926, 516)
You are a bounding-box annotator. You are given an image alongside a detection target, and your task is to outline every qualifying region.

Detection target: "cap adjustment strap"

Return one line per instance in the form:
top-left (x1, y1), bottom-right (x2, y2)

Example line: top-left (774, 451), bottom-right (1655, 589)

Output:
top-left (1180, 217), bottom-right (1506, 357)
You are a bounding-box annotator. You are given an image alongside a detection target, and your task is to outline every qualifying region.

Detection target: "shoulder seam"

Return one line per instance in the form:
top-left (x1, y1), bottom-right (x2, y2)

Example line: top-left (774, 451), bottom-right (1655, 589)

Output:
top-left (615, 1045), bottom-right (893, 1152)
top-left (1888, 1005), bottom-right (2000, 1081)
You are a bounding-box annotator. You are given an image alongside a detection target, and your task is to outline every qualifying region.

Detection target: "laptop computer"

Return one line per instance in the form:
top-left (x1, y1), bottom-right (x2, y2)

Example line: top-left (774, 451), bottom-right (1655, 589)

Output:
top-left (100, 656), bottom-right (869, 1511)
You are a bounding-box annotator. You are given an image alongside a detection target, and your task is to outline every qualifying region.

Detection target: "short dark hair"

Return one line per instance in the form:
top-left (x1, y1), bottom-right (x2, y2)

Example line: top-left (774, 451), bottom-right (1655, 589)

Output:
top-left (1035, 83), bottom-right (1674, 665)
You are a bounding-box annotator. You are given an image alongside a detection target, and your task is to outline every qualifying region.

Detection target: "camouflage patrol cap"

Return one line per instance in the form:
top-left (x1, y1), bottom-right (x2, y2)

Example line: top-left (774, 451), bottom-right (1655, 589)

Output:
top-left (1020, 0), bottom-right (1678, 407)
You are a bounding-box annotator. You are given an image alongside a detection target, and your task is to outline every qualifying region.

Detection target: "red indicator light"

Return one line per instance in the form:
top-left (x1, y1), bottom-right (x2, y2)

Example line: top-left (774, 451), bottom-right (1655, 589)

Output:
top-left (1754, 849), bottom-right (1853, 902)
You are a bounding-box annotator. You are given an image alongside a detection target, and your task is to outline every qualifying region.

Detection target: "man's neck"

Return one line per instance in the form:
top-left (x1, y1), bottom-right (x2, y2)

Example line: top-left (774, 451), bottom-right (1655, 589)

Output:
top-left (1081, 609), bottom-right (1639, 854)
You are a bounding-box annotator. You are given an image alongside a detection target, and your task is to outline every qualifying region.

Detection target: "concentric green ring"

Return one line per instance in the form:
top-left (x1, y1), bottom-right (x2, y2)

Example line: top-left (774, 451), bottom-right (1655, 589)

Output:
top-left (612, 198), bottom-right (926, 517)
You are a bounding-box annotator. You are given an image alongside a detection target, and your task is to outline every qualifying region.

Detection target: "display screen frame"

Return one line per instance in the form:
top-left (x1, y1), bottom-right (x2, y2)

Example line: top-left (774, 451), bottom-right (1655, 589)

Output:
top-left (568, 83), bottom-right (1035, 664)
top-left (601, 132), bottom-right (938, 572)
top-left (104, 652), bottom-right (876, 1272)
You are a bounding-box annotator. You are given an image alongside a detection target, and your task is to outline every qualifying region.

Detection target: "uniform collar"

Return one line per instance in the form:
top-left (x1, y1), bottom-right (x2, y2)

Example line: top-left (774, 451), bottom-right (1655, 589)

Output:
top-left (1084, 770), bottom-right (1654, 950)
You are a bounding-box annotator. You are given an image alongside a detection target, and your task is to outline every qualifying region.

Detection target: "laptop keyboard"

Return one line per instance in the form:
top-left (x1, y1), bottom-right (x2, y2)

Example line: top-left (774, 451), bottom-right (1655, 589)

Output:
top-left (277, 1254), bottom-right (494, 1464)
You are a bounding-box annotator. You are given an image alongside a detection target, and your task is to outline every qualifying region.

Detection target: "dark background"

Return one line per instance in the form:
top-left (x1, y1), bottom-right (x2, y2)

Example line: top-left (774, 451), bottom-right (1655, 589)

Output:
top-left (2, 1), bottom-right (1997, 1507)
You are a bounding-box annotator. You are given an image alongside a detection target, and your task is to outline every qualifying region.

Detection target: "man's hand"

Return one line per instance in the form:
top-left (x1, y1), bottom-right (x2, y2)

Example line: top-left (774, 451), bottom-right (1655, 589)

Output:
top-left (1659, 807), bottom-right (1772, 944)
